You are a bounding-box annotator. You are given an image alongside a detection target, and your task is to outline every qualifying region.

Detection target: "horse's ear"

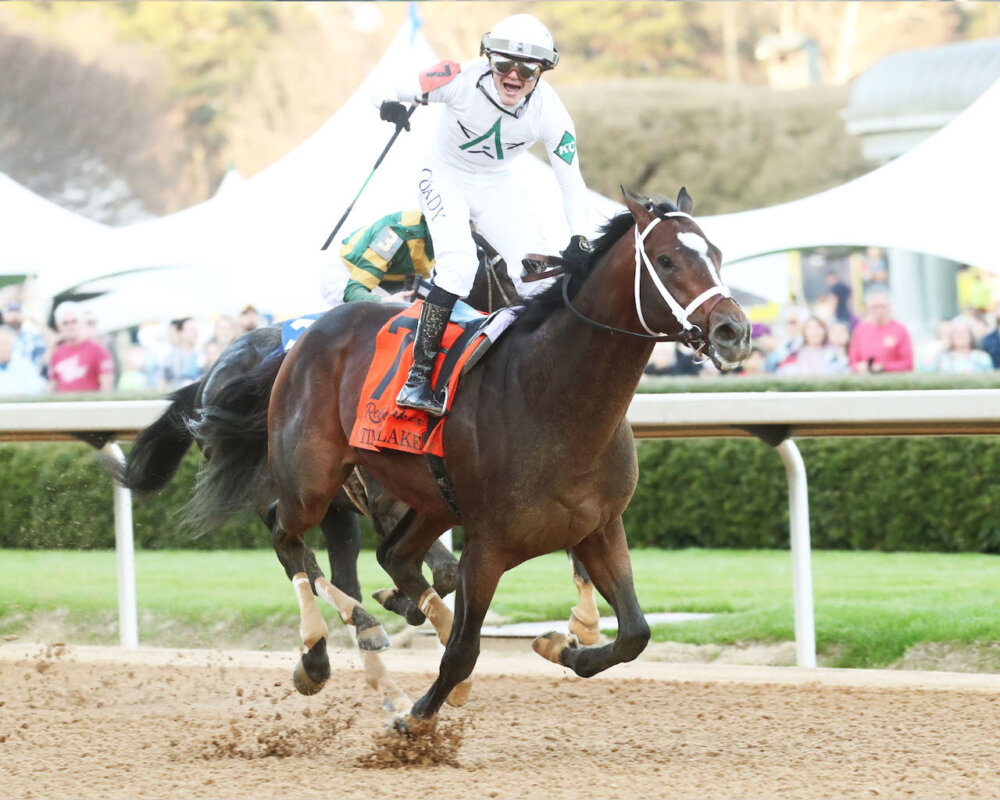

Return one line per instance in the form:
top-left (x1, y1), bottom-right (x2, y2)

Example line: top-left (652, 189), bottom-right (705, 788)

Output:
top-left (677, 187), bottom-right (694, 215)
top-left (621, 185), bottom-right (654, 225)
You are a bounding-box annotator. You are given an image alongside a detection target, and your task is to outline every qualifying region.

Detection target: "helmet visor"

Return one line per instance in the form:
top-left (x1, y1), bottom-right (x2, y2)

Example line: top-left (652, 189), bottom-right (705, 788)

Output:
top-left (489, 55), bottom-right (542, 81)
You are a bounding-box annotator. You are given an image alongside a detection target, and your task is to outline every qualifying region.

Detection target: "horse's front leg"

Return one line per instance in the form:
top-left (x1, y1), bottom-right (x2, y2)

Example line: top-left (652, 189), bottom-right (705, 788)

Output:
top-left (409, 540), bottom-right (506, 720)
top-left (361, 467), bottom-right (460, 599)
top-left (377, 512), bottom-right (473, 709)
top-left (534, 519), bottom-right (650, 678)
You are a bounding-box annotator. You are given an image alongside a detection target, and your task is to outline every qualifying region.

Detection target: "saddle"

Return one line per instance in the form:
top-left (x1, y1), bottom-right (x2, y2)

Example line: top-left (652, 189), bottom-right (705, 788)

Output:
top-left (348, 284), bottom-right (517, 459)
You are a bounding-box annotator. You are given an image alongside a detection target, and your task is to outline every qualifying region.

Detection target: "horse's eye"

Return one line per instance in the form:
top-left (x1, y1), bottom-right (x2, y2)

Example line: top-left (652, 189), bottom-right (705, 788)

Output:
top-left (657, 254), bottom-right (673, 269)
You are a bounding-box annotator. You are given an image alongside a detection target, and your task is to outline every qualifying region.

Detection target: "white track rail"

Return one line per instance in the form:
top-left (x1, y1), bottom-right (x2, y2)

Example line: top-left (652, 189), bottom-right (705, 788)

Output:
top-left (5, 390), bottom-right (1000, 663)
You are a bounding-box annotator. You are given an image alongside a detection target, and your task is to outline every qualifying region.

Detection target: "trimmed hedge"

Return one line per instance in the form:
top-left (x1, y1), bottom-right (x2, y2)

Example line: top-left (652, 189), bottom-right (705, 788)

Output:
top-left (3, 377), bottom-right (1000, 552)
top-left (0, 443), bottom-right (380, 551)
top-left (2, 434), bottom-right (1000, 553)
top-left (627, 437), bottom-right (1000, 553)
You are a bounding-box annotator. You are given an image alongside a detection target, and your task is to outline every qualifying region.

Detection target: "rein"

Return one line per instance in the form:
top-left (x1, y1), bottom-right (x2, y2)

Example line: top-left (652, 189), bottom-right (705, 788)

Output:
top-left (485, 259), bottom-right (515, 311)
top-left (560, 277), bottom-right (708, 346)
top-left (560, 213), bottom-right (733, 351)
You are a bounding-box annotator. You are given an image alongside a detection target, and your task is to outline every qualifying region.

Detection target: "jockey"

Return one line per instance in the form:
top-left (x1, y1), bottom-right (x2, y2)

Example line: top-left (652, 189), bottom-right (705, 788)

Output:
top-left (378, 13), bottom-right (592, 416)
top-left (320, 210), bottom-right (434, 306)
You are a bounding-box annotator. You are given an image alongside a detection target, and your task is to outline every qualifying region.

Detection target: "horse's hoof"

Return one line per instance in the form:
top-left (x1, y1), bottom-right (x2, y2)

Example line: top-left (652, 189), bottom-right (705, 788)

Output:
top-left (293, 658), bottom-right (327, 696)
top-left (569, 607), bottom-right (601, 646)
top-left (293, 636), bottom-right (330, 696)
top-left (445, 678), bottom-right (473, 708)
top-left (386, 714), bottom-right (411, 735)
top-left (352, 605), bottom-right (392, 653)
top-left (532, 631), bottom-right (579, 664)
top-left (356, 624), bottom-right (392, 653)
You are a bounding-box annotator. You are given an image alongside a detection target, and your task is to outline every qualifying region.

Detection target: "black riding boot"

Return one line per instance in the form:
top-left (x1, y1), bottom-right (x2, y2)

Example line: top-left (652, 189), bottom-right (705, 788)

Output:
top-left (396, 287), bottom-right (457, 416)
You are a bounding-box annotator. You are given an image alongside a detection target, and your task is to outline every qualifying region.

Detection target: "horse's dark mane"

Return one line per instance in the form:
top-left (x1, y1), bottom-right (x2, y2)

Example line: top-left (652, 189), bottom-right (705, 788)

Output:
top-left (513, 197), bottom-right (680, 332)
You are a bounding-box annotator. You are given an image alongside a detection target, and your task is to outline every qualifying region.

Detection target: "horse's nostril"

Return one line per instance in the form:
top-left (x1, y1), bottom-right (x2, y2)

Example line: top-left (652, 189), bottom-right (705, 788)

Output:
top-left (712, 323), bottom-right (738, 344)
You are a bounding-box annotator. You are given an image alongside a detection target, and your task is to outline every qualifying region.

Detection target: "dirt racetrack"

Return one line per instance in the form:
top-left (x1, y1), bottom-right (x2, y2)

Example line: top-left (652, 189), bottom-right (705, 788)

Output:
top-left (2, 642), bottom-right (1000, 799)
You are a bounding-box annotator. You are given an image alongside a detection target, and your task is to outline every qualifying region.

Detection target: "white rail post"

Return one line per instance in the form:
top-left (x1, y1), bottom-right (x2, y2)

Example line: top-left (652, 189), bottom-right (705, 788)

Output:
top-left (104, 442), bottom-right (139, 648)
top-left (776, 438), bottom-right (816, 667)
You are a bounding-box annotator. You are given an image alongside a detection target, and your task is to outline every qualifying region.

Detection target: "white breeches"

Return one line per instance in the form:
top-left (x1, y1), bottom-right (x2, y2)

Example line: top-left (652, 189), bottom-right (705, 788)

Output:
top-left (417, 159), bottom-right (553, 299)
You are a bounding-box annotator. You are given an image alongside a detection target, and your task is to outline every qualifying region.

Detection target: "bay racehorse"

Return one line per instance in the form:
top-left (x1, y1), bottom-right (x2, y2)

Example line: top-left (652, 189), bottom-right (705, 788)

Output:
top-left (183, 187), bottom-right (752, 722)
top-left (115, 236), bottom-right (591, 713)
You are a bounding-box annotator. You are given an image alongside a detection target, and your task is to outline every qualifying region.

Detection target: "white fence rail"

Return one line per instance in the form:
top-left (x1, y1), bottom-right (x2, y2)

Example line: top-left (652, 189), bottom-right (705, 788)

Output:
top-left (4, 390), bottom-right (1000, 665)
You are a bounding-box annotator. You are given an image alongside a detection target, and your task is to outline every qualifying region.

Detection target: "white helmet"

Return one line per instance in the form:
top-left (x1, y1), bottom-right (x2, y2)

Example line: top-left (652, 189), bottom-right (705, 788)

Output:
top-left (481, 14), bottom-right (559, 70)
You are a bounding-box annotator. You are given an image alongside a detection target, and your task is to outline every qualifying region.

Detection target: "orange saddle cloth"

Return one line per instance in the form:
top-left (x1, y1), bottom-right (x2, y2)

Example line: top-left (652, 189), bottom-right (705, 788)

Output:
top-left (349, 302), bottom-right (489, 457)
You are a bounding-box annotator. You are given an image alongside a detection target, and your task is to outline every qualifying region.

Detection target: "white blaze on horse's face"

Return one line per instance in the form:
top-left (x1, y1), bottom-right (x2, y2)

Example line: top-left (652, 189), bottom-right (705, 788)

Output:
top-left (676, 231), bottom-right (725, 287)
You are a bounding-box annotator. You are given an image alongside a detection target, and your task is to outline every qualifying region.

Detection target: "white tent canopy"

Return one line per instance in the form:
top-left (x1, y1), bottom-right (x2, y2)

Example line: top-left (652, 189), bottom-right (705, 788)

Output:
top-left (5, 23), bottom-right (999, 326)
top-left (702, 77), bottom-right (1000, 273)
top-left (0, 171), bottom-right (114, 281)
top-left (55, 22), bottom-right (620, 327)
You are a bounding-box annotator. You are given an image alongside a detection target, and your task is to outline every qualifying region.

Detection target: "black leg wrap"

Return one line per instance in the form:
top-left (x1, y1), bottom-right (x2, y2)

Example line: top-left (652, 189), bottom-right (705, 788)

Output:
top-left (372, 587), bottom-right (427, 626)
top-left (429, 557), bottom-right (458, 598)
top-left (292, 636), bottom-right (330, 696)
top-left (351, 605), bottom-right (392, 653)
top-left (557, 636), bottom-right (581, 669)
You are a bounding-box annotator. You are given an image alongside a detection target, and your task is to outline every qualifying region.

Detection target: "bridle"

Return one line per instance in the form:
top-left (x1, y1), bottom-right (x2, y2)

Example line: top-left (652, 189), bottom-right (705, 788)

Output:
top-left (561, 211), bottom-right (735, 355)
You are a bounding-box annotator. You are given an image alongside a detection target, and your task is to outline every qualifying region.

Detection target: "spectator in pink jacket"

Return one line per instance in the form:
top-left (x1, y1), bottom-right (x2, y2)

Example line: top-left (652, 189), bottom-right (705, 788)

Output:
top-left (848, 289), bottom-right (913, 373)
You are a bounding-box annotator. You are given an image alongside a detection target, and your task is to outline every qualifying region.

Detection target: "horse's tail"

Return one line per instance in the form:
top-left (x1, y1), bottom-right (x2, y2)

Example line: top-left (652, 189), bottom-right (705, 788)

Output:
top-left (114, 381), bottom-right (200, 493)
top-left (181, 351), bottom-right (287, 536)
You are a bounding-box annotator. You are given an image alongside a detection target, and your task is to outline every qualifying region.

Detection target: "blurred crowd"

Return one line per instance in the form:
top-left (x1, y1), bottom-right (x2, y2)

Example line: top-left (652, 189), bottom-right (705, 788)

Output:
top-left (4, 267), bottom-right (1000, 398)
top-left (642, 268), bottom-right (1000, 382)
top-left (0, 283), bottom-right (273, 397)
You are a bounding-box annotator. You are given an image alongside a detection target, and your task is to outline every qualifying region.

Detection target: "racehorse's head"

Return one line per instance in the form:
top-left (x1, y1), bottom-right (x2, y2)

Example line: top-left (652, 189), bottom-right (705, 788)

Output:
top-left (622, 187), bottom-right (751, 371)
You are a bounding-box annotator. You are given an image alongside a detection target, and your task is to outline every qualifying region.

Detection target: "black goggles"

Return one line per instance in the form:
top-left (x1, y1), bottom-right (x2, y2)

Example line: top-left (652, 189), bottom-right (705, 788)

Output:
top-left (489, 55), bottom-right (542, 81)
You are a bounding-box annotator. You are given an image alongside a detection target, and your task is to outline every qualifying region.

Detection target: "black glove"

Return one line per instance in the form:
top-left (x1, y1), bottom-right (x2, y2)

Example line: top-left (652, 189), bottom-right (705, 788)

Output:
top-left (379, 100), bottom-right (411, 132)
top-left (560, 234), bottom-right (592, 267)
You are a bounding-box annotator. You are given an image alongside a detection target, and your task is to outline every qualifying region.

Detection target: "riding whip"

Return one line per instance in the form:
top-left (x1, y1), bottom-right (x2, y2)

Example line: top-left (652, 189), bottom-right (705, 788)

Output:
top-left (320, 102), bottom-right (419, 250)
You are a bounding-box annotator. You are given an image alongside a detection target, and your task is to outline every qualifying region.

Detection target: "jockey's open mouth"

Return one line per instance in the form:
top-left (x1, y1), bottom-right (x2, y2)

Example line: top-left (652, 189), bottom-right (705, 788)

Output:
top-left (500, 77), bottom-right (524, 99)
top-left (499, 74), bottom-right (525, 100)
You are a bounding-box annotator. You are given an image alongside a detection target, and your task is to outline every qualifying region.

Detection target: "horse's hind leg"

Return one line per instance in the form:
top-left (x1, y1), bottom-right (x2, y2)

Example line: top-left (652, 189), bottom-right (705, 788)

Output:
top-left (567, 550), bottom-right (601, 646)
top-left (319, 504), bottom-right (412, 714)
top-left (424, 538), bottom-right (459, 597)
top-left (264, 505), bottom-right (334, 696)
top-left (320, 503), bottom-right (362, 602)
top-left (265, 487), bottom-right (394, 701)
top-left (534, 519), bottom-right (651, 679)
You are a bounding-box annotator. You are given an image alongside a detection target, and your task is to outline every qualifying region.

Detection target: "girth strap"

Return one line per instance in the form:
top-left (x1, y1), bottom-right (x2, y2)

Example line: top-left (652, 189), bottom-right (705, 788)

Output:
top-left (426, 453), bottom-right (461, 519)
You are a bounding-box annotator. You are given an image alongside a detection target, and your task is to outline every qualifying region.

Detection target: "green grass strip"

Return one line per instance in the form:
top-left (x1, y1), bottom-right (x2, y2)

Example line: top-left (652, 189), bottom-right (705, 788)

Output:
top-left (2, 548), bottom-right (999, 668)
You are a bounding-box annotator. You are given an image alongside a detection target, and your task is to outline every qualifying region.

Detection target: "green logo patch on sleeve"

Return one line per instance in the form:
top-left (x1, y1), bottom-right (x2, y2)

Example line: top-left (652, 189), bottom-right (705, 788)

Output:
top-left (554, 131), bottom-right (577, 165)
